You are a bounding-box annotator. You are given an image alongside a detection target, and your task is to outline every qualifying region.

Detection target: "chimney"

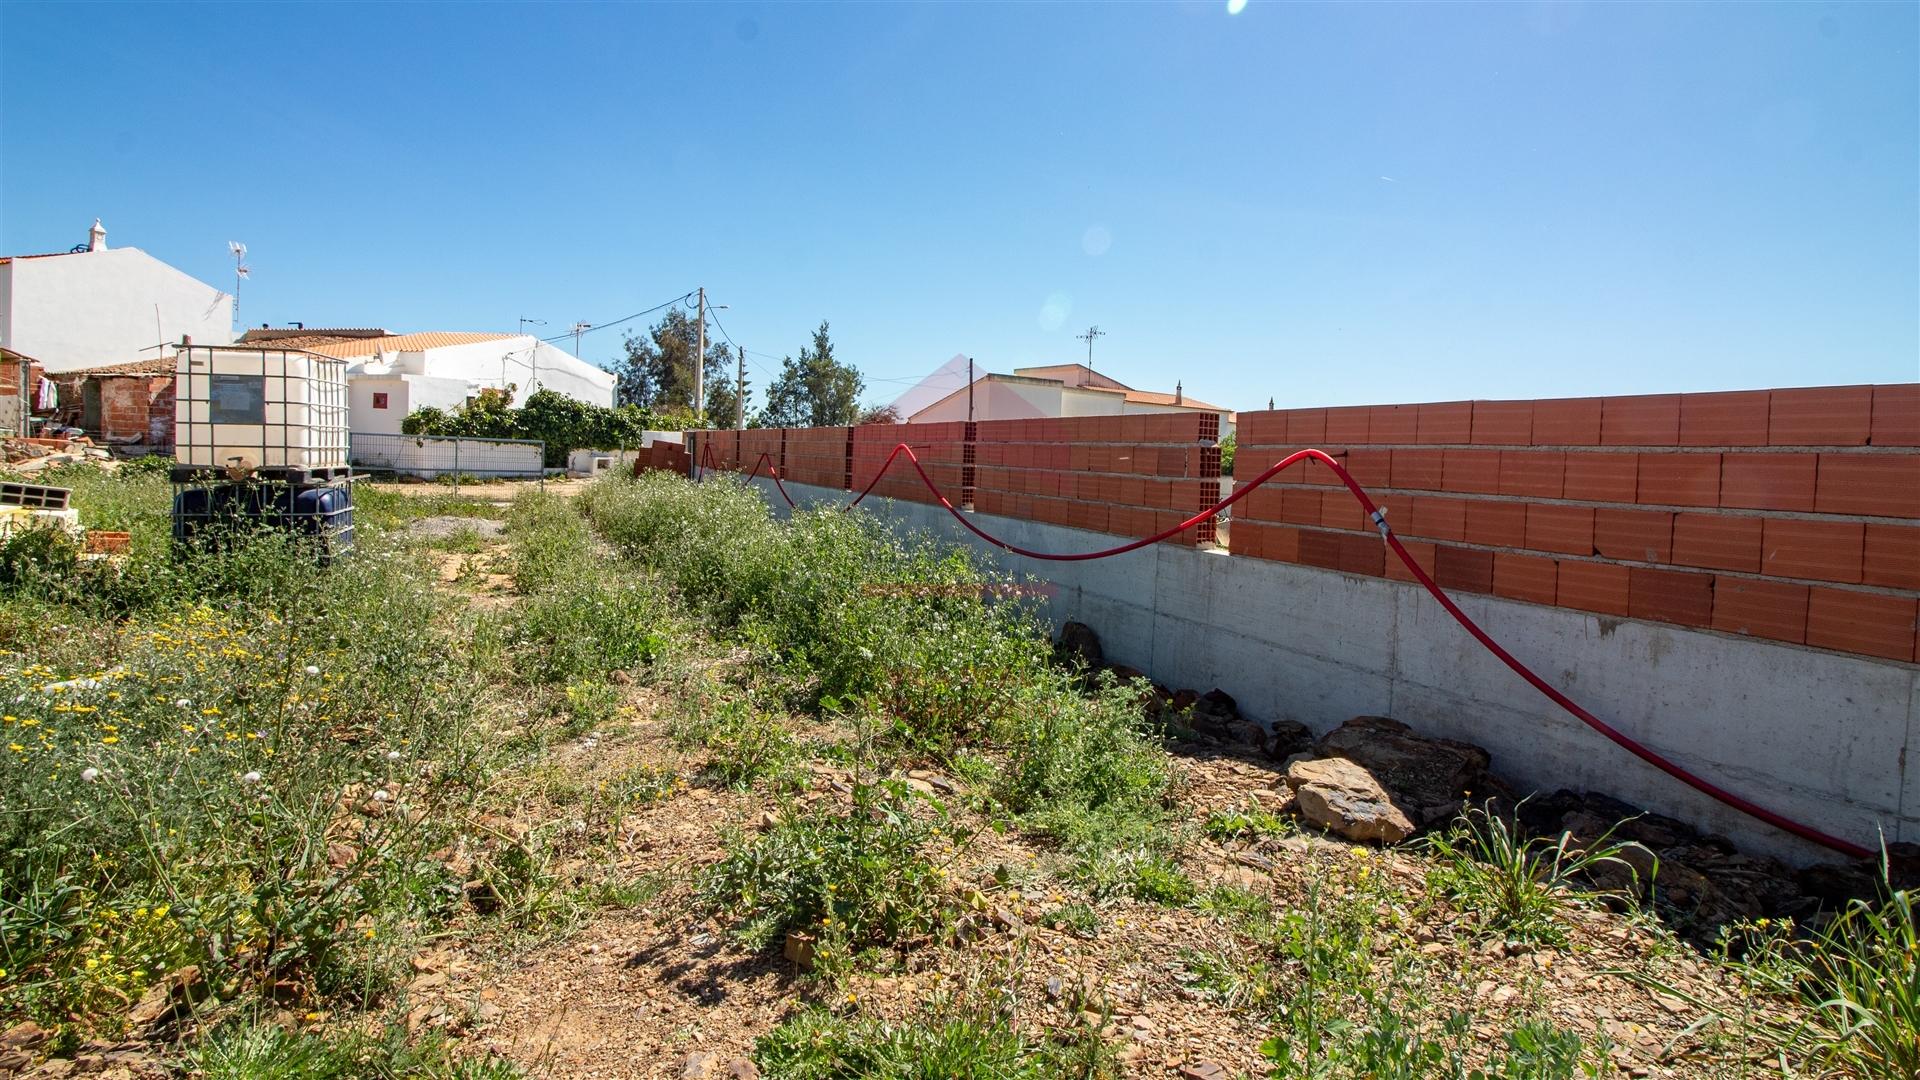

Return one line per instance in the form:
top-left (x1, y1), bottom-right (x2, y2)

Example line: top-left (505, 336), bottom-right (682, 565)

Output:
top-left (1174, 380), bottom-right (1183, 405)
top-left (88, 218), bottom-right (107, 252)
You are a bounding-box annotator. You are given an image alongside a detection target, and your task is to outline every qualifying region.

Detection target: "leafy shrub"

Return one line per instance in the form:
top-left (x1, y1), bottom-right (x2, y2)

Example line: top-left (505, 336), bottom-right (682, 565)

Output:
top-left (697, 697), bottom-right (803, 789)
top-left (1205, 803), bottom-right (1293, 843)
top-left (580, 472), bottom-right (1173, 869)
top-left (504, 490), bottom-right (675, 685)
top-left (699, 780), bottom-right (956, 953)
top-left (404, 387), bottom-right (661, 466)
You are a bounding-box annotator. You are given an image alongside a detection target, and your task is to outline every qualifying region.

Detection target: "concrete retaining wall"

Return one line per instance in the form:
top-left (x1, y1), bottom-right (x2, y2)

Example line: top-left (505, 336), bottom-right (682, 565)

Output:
top-left (745, 475), bottom-right (1918, 866)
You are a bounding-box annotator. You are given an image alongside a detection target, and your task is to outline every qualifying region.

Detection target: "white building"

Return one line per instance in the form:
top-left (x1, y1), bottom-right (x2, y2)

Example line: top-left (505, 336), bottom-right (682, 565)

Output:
top-left (907, 363), bottom-right (1234, 437)
top-left (0, 220), bottom-right (234, 373)
top-left (240, 329), bottom-right (616, 434)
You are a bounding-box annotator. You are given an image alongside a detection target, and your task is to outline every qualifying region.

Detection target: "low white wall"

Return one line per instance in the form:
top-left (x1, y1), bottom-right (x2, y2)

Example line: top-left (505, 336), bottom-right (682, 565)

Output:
top-left (744, 476), bottom-right (1919, 867)
top-left (350, 434), bottom-right (543, 478)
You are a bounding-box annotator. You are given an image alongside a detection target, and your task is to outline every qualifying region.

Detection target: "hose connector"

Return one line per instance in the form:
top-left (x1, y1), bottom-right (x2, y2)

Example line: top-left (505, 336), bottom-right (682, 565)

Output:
top-left (1370, 507), bottom-right (1391, 541)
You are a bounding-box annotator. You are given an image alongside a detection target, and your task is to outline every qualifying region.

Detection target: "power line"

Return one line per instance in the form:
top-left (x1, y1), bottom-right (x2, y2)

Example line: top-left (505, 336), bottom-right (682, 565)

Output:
top-left (540, 290), bottom-right (696, 345)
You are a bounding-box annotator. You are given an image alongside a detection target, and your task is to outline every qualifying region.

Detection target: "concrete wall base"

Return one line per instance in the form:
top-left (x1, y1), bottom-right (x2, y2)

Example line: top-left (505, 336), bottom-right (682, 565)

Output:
top-left (742, 475), bottom-right (1918, 866)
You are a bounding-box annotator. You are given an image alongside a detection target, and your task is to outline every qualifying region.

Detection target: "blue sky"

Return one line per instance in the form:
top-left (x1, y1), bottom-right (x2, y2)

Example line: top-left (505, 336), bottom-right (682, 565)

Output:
top-left (3, 2), bottom-right (1914, 413)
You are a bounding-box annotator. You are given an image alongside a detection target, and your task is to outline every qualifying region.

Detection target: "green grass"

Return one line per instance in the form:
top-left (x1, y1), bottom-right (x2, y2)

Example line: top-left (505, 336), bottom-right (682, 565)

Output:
top-left (186, 1019), bottom-right (521, 1079)
top-left (350, 484), bottom-right (500, 532)
top-left (578, 471), bottom-right (1175, 875)
top-left (1420, 803), bottom-right (1640, 946)
top-left (1638, 859), bottom-right (1917, 1079)
top-left (754, 1002), bottom-right (1116, 1080)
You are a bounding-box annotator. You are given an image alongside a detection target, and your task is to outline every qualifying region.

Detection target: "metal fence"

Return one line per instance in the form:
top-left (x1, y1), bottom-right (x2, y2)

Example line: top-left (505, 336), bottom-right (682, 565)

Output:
top-left (349, 432), bottom-right (545, 487)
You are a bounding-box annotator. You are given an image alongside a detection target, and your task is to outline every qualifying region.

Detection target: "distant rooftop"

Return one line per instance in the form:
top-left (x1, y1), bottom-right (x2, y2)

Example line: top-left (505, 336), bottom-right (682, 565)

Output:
top-left (238, 326), bottom-right (391, 342)
top-left (295, 331), bottom-right (517, 358)
top-left (64, 355), bottom-right (177, 377)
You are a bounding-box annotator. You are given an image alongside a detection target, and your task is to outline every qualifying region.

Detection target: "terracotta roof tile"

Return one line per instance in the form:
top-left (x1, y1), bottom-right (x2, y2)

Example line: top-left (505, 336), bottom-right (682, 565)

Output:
top-left (1122, 388), bottom-right (1228, 412)
top-left (237, 327), bottom-right (390, 345)
top-left (66, 356), bottom-right (176, 376)
top-left (294, 332), bottom-right (518, 358)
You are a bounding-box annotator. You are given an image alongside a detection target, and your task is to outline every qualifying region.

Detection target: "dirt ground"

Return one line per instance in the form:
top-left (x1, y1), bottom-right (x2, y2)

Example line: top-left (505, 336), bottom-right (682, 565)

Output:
top-left (364, 476), bottom-right (596, 502)
top-left (392, 495), bottom-right (1786, 1080)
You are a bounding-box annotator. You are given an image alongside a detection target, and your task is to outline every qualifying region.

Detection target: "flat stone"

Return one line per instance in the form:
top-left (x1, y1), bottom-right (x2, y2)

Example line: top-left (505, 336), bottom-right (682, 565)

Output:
top-left (1286, 757), bottom-right (1413, 844)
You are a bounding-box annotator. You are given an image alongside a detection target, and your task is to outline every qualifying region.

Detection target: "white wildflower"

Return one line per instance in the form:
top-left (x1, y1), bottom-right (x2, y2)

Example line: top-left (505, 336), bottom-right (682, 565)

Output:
top-left (241, 770), bottom-right (263, 784)
top-left (80, 767), bottom-right (100, 783)
top-left (385, 750), bottom-right (401, 761)
top-left (371, 789), bottom-right (391, 802)
top-left (303, 665), bottom-right (320, 676)
top-left (175, 699), bottom-right (191, 709)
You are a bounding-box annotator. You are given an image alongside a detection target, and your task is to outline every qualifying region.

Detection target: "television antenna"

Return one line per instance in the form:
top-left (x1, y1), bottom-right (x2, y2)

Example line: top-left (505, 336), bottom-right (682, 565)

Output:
top-left (228, 242), bottom-right (250, 336)
top-left (1076, 325), bottom-right (1105, 368)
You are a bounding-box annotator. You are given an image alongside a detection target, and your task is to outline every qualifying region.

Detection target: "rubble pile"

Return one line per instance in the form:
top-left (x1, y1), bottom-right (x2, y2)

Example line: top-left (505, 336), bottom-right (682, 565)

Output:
top-left (3, 434), bottom-right (112, 472)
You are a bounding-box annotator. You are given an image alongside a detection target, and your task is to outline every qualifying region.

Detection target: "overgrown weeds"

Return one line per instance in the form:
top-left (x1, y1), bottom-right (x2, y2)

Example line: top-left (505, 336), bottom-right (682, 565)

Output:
top-left (699, 780), bottom-right (961, 962)
top-left (1638, 856), bottom-right (1917, 1079)
top-left (755, 995), bottom-right (1117, 1080)
top-left (1421, 803), bottom-right (1641, 945)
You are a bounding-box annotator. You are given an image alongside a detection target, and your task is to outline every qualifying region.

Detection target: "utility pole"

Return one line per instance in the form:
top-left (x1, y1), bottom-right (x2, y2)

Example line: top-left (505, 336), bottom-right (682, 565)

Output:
top-left (967, 357), bottom-right (975, 423)
top-left (1076, 325), bottom-right (1105, 368)
top-left (735, 346), bottom-right (746, 430)
top-left (694, 287), bottom-right (706, 424)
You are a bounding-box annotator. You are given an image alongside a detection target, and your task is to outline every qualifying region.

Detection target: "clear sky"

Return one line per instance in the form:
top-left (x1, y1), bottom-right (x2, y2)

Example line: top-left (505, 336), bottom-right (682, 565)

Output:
top-left (3, 2), bottom-right (1915, 413)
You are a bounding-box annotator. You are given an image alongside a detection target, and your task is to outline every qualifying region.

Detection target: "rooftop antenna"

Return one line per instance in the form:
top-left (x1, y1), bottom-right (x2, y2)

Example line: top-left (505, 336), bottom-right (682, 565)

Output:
top-left (228, 241), bottom-right (249, 337)
top-left (1076, 325), bottom-right (1105, 368)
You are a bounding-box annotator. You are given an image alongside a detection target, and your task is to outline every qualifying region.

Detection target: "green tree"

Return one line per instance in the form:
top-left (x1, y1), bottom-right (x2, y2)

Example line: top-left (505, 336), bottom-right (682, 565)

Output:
top-left (762, 322), bottom-right (864, 428)
top-left (614, 308), bottom-right (738, 428)
top-left (400, 387), bottom-right (658, 466)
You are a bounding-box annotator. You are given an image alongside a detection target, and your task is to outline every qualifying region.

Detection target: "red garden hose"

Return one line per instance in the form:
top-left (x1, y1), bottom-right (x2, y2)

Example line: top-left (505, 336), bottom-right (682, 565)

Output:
top-left (698, 439), bottom-right (1871, 859)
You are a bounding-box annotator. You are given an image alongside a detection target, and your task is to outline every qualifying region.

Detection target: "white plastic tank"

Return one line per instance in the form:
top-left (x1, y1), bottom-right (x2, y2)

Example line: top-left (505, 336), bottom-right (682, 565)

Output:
top-left (174, 346), bottom-right (349, 474)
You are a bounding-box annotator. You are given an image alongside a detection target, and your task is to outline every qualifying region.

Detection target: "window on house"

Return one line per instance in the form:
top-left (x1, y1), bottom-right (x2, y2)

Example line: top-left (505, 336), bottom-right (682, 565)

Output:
top-left (372, 392), bottom-right (389, 410)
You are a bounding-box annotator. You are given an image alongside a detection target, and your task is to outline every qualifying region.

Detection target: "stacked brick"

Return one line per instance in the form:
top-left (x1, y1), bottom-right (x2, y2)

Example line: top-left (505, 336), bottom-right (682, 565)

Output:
top-left (699, 429), bottom-right (743, 471)
top-left (851, 421), bottom-right (968, 505)
top-left (692, 413), bottom-right (1224, 545)
top-left (972, 414), bottom-right (1222, 545)
top-left (780, 426), bottom-right (852, 488)
top-left (1232, 386), bottom-right (1920, 664)
top-left (637, 440), bottom-right (690, 476)
top-left (735, 428), bottom-right (784, 477)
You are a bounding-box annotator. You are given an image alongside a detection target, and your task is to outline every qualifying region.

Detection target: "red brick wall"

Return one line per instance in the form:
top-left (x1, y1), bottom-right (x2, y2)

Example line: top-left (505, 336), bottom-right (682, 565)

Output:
top-left (971, 414), bottom-right (1221, 544)
top-left (697, 413), bottom-right (1222, 545)
top-left (1233, 386), bottom-right (1920, 664)
top-left (96, 375), bottom-right (174, 445)
top-left (0, 359), bottom-right (47, 409)
top-left (853, 421), bottom-right (967, 505)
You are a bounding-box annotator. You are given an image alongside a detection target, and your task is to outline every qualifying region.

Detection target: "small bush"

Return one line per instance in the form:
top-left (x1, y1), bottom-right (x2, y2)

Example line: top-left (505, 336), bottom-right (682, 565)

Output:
top-left (1205, 804), bottom-right (1293, 843)
top-left (699, 780), bottom-right (957, 953)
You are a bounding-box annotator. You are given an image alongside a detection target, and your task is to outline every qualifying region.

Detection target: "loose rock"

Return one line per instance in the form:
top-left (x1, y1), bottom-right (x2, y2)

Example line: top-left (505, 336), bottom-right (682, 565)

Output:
top-left (1286, 757), bottom-right (1414, 844)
